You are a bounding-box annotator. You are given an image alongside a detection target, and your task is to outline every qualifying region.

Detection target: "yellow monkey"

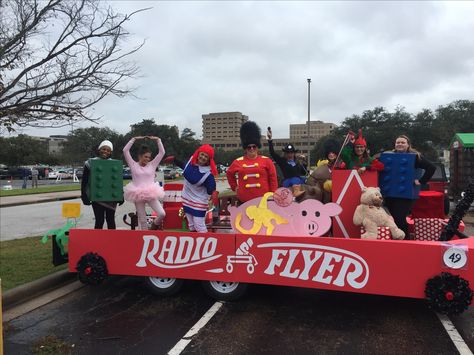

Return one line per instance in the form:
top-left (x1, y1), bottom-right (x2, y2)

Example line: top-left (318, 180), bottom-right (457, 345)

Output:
top-left (235, 192), bottom-right (288, 236)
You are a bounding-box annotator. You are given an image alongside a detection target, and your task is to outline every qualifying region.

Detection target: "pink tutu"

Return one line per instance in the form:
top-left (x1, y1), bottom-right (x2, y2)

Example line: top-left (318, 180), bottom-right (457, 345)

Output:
top-left (124, 182), bottom-right (165, 202)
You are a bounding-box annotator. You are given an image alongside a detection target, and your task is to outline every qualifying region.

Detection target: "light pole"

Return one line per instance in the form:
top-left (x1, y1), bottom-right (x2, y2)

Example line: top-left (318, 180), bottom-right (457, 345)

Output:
top-left (307, 78), bottom-right (311, 169)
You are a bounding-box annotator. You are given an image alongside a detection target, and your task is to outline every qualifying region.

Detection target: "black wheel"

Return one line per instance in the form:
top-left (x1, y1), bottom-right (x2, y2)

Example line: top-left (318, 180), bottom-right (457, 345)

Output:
top-left (444, 196), bottom-right (450, 215)
top-left (425, 272), bottom-right (473, 315)
top-left (145, 276), bottom-right (184, 296)
top-left (76, 252), bottom-right (108, 285)
top-left (201, 280), bottom-right (248, 301)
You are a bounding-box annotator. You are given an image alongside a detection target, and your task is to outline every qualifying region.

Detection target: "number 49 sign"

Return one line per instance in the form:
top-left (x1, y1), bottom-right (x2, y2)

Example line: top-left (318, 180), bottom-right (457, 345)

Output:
top-left (442, 245), bottom-right (468, 269)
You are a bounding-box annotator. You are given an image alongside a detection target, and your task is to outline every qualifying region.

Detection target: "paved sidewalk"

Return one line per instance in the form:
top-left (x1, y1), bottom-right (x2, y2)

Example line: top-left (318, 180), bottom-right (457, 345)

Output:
top-left (0, 190), bottom-right (81, 208)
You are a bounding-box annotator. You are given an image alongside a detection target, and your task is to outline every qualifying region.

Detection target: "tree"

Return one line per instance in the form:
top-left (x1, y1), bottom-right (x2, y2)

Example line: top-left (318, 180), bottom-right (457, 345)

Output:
top-left (178, 127), bottom-right (200, 160)
top-left (433, 100), bottom-right (474, 146)
top-left (0, 134), bottom-right (51, 165)
top-left (0, 0), bottom-right (146, 132)
top-left (61, 126), bottom-right (122, 164)
top-left (214, 148), bottom-right (245, 165)
top-left (180, 128), bottom-right (196, 142)
top-left (126, 119), bottom-right (182, 160)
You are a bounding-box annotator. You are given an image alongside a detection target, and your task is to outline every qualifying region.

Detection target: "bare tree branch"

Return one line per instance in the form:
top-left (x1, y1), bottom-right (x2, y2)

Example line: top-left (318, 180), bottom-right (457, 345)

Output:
top-left (0, 0), bottom-right (148, 132)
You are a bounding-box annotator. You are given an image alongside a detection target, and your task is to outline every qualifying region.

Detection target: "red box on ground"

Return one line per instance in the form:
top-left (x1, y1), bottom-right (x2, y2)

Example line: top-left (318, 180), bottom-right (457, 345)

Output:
top-left (332, 170), bottom-right (379, 238)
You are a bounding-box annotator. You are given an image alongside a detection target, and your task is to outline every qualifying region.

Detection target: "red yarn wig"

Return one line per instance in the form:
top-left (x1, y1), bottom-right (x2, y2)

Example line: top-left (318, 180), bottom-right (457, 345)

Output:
top-left (191, 144), bottom-right (218, 176)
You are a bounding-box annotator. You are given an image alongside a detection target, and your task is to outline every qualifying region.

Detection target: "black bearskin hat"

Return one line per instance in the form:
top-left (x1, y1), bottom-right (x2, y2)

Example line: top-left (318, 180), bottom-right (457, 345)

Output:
top-left (240, 121), bottom-right (262, 148)
top-left (324, 139), bottom-right (340, 158)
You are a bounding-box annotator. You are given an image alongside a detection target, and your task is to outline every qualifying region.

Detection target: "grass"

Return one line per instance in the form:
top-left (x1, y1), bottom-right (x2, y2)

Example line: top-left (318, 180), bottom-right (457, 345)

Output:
top-left (0, 184), bottom-right (80, 197)
top-left (32, 335), bottom-right (74, 355)
top-left (0, 236), bottom-right (67, 291)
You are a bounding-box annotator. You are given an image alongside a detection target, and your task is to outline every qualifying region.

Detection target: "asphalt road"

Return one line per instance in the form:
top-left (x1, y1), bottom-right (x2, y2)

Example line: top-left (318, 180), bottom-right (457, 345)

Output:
top-left (2, 181), bottom-right (473, 354)
top-left (4, 276), bottom-right (473, 354)
top-left (0, 179), bottom-right (231, 241)
top-left (0, 198), bottom-right (138, 241)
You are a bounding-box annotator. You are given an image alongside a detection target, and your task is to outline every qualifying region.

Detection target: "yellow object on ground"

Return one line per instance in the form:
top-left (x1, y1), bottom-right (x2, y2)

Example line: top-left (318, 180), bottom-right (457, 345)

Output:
top-left (62, 202), bottom-right (81, 218)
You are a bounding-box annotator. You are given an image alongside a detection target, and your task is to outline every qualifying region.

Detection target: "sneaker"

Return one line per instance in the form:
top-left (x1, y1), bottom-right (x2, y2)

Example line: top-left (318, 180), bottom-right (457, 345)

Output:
top-left (149, 222), bottom-right (163, 230)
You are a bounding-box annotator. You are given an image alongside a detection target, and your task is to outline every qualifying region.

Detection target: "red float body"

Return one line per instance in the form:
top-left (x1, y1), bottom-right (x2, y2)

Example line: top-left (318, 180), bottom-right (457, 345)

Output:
top-left (68, 229), bottom-right (474, 302)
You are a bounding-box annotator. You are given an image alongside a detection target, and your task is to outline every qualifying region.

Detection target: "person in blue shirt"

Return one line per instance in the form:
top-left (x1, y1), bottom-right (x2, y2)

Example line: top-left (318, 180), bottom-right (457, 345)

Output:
top-left (384, 135), bottom-right (436, 239)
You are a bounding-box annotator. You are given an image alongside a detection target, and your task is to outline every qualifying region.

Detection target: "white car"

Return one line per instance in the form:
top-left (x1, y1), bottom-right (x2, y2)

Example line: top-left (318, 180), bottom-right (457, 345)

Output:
top-left (48, 170), bottom-right (58, 179)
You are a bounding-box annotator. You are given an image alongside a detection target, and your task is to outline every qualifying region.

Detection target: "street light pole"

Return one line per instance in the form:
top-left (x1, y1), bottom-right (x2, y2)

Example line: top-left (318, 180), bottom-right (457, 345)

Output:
top-left (307, 78), bottom-right (311, 169)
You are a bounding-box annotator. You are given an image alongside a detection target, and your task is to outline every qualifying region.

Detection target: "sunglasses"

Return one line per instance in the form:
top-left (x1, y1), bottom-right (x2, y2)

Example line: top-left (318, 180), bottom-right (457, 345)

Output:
top-left (246, 145), bottom-right (258, 150)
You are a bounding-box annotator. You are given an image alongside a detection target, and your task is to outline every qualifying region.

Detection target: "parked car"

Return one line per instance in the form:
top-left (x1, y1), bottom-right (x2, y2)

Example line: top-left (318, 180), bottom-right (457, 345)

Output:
top-left (57, 170), bottom-right (72, 179)
top-left (174, 167), bottom-right (183, 176)
top-left (0, 164), bottom-right (9, 179)
top-left (123, 167), bottom-right (132, 180)
top-left (427, 162), bottom-right (450, 215)
top-left (74, 168), bottom-right (84, 179)
top-left (6, 167), bottom-right (31, 179)
top-left (163, 168), bottom-right (177, 180)
top-left (35, 166), bottom-right (50, 179)
top-left (48, 170), bottom-right (58, 179)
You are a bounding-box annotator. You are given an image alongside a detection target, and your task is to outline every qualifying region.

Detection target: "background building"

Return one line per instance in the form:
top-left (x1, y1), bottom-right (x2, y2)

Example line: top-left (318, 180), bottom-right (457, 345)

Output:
top-left (30, 135), bottom-right (68, 155)
top-left (290, 121), bottom-right (336, 140)
top-left (201, 112), bottom-right (248, 150)
top-left (201, 112), bottom-right (337, 156)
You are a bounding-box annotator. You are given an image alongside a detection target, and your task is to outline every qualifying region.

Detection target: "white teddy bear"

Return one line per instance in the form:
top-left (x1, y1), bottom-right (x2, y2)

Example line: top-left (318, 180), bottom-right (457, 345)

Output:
top-left (353, 187), bottom-right (405, 240)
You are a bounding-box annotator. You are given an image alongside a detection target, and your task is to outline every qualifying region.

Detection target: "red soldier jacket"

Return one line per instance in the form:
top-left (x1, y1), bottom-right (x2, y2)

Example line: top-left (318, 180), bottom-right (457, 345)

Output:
top-left (226, 155), bottom-right (278, 203)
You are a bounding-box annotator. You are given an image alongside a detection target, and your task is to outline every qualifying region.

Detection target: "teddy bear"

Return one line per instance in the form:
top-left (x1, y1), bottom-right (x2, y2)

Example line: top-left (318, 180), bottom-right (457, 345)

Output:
top-left (294, 162), bottom-right (331, 203)
top-left (353, 187), bottom-right (405, 240)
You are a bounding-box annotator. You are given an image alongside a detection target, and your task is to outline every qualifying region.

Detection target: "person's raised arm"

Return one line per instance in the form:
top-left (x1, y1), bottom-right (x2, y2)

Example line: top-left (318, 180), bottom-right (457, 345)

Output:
top-left (123, 137), bottom-right (140, 166)
top-left (267, 159), bottom-right (279, 192)
top-left (267, 128), bottom-right (286, 167)
top-left (149, 136), bottom-right (165, 167)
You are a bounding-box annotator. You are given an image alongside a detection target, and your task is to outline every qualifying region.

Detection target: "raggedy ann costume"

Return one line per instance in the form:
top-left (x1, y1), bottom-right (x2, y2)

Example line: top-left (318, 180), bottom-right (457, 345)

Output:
top-left (182, 145), bottom-right (217, 232)
top-left (164, 145), bottom-right (217, 232)
top-left (226, 121), bottom-right (278, 203)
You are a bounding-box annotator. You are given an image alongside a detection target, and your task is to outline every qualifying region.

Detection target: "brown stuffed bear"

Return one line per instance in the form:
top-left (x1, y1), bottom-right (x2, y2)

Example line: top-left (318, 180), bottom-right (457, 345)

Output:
top-left (353, 187), bottom-right (405, 240)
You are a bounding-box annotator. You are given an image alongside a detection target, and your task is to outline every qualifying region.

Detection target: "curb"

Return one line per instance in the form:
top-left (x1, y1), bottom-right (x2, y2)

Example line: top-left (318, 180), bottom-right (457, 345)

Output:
top-left (0, 195), bottom-right (80, 208)
top-left (2, 269), bottom-right (77, 309)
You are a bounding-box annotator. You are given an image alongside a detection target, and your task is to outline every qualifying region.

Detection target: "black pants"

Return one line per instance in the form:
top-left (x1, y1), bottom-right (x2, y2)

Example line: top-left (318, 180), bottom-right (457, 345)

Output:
top-left (92, 202), bottom-right (117, 229)
top-left (384, 197), bottom-right (415, 240)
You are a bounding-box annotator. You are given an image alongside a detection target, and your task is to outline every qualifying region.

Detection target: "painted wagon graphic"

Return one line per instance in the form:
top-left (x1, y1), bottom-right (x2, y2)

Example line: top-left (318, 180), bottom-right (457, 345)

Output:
top-left (226, 238), bottom-right (258, 274)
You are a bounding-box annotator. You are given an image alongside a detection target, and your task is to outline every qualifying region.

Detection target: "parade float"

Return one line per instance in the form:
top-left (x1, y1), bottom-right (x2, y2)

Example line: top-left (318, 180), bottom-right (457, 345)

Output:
top-left (54, 154), bottom-right (474, 316)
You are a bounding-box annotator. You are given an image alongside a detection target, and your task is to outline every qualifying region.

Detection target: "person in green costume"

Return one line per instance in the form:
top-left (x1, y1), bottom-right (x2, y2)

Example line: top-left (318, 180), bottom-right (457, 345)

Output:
top-left (340, 129), bottom-right (384, 175)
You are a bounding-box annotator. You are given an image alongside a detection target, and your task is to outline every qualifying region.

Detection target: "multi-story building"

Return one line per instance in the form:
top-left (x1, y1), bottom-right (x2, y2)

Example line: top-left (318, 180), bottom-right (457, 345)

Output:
top-left (290, 121), bottom-right (336, 140)
top-left (201, 112), bottom-right (248, 150)
top-left (30, 135), bottom-right (68, 155)
top-left (201, 112), bottom-right (337, 158)
top-left (48, 135), bottom-right (68, 155)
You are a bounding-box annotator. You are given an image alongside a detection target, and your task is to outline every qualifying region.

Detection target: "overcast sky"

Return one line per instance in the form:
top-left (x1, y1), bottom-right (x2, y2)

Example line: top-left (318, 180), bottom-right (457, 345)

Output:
top-left (19, 1), bottom-right (474, 139)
